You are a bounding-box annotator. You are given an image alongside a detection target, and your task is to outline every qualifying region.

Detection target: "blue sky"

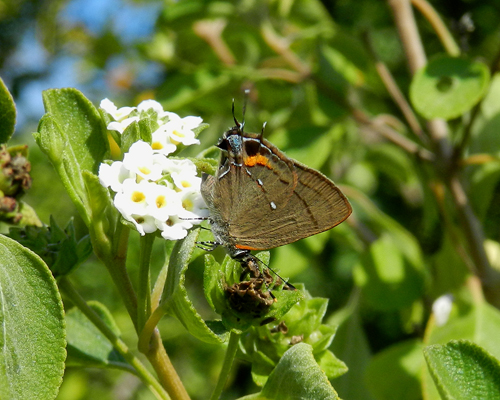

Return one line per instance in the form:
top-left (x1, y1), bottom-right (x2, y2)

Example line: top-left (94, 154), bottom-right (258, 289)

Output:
top-left (3, 0), bottom-right (162, 131)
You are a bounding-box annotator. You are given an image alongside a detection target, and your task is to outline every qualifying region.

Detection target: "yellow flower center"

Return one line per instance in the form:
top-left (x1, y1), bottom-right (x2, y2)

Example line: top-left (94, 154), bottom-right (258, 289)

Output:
top-left (139, 166), bottom-right (151, 175)
top-left (156, 195), bottom-right (167, 208)
top-left (170, 129), bottom-right (185, 145)
top-left (182, 199), bottom-right (193, 211)
top-left (152, 141), bottom-right (163, 150)
top-left (131, 191), bottom-right (146, 203)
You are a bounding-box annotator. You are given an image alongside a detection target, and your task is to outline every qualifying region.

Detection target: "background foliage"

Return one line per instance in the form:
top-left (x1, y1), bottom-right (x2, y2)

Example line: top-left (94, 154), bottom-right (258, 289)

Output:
top-left (2, 0), bottom-right (500, 399)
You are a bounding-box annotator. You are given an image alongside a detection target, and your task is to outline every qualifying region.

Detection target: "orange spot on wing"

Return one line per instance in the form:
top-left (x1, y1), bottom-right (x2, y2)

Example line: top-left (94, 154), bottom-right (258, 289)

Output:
top-left (235, 244), bottom-right (258, 250)
top-left (244, 154), bottom-right (269, 167)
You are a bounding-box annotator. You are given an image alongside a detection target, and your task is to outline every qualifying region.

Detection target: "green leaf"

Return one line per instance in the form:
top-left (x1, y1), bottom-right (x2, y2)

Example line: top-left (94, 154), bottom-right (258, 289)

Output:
top-left (120, 117), bottom-right (158, 153)
top-left (160, 70), bottom-right (232, 111)
top-left (410, 56), bottom-right (490, 120)
top-left (470, 163), bottom-right (500, 220)
top-left (187, 156), bottom-right (219, 176)
top-left (237, 286), bottom-right (335, 387)
top-left (7, 217), bottom-right (92, 277)
top-left (82, 171), bottom-right (120, 255)
top-left (469, 74), bottom-right (500, 156)
top-left (426, 300), bottom-right (500, 359)
top-left (318, 44), bottom-right (365, 94)
top-left (66, 301), bottom-right (133, 373)
top-left (278, 125), bottom-right (338, 171)
top-left (160, 228), bottom-right (228, 344)
top-left (429, 234), bottom-right (470, 296)
top-left (34, 89), bottom-right (108, 226)
top-left (316, 350), bottom-right (348, 381)
top-left (239, 343), bottom-right (340, 400)
top-left (366, 339), bottom-right (424, 400)
top-left (0, 77), bottom-right (16, 143)
top-left (41, 88), bottom-right (108, 173)
top-left (365, 143), bottom-right (420, 188)
top-left (424, 340), bottom-right (500, 400)
top-left (328, 302), bottom-right (375, 400)
top-left (423, 294), bottom-right (500, 400)
top-left (354, 233), bottom-right (425, 311)
top-left (0, 235), bottom-right (66, 400)
top-left (349, 187), bottom-right (426, 269)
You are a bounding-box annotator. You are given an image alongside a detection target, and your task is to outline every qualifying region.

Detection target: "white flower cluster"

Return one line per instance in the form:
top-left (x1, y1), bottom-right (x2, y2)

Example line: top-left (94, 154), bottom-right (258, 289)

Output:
top-left (98, 99), bottom-right (209, 240)
top-left (100, 98), bottom-right (202, 152)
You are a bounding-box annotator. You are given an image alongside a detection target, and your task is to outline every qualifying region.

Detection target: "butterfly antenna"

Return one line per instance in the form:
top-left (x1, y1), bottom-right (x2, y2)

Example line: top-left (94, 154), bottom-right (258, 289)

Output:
top-left (258, 121), bottom-right (267, 142)
top-left (232, 98), bottom-right (240, 128)
top-left (241, 89), bottom-right (250, 133)
top-left (255, 255), bottom-right (296, 291)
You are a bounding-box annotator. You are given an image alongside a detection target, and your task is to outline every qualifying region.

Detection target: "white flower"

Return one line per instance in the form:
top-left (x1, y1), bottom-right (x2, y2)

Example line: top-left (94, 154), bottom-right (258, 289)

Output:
top-left (163, 113), bottom-right (202, 146)
top-left (178, 190), bottom-right (209, 221)
top-left (137, 99), bottom-right (164, 114)
top-left (107, 116), bottom-right (140, 134)
top-left (161, 158), bottom-right (198, 176)
top-left (126, 214), bottom-right (157, 236)
top-left (100, 98), bottom-right (136, 121)
top-left (151, 125), bottom-right (177, 156)
top-left (432, 294), bottom-right (453, 326)
top-left (123, 141), bottom-right (165, 182)
top-left (156, 214), bottom-right (193, 240)
top-left (146, 184), bottom-right (184, 221)
top-left (114, 179), bottom-right (152, 216)
top-left (113, 179), bottom-right (159, 235)
top-left (172, 170), bottom-right (202, 192)
top-left (99, 161), bottom-right (136, 193)
top-left (98, 98), bottom-right (208, 240)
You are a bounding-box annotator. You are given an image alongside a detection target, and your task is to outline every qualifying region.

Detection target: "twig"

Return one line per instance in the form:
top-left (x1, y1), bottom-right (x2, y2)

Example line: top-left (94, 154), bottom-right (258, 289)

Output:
top-left (411, 0), bottom-right (461, 56)
top-left (461, 154), bottom-right (500, 166)
top-left (447, 176), bottom-right (495, 283)
top-left (352, 109), bottom-right (435, 162)
top-left (389, 0), bottom-right (497, 306)
top-left (388, 0), bottom-right (426, 74)
top-left (363, 31), bottom-right (428, 145)
top-left (193, 19), bottom-right (236, 66)
top-left (261, 21), bottom-right (311, 78)
top-left (429, 181), bottom-right (476, 274)
top-left (388, 0), bottom-right (452, 166)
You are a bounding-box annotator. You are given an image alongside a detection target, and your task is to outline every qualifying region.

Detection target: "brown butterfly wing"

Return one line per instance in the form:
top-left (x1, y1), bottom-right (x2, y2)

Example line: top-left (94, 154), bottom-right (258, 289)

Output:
top-left (209, 138), bottom-right (351, 250)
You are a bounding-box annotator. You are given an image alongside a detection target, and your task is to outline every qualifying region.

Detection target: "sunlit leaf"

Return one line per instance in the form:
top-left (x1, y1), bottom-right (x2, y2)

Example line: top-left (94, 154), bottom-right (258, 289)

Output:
top-left (366, 339), bottom-right (424, 400)
top-left (410, 56), bottom-right (490, 120)
top-left (0, 77), bottom-right (16, 143)
top-left (0, 235), bottom-right (66, 400)
top-left (424, 340), bottom-right (500, 400)
top-left (66, 301), bottom-right (132, 372)
top-left (239, 343), bottom-right (340, 400)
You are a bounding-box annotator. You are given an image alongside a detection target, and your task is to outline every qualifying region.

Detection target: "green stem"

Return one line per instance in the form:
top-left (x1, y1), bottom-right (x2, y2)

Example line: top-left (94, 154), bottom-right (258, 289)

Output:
top-left (59, 278), bottom-right (170, 400)
top-left (138, 234), bottom-right (155, 331)
top-left (91, 219), bottom-right (138, 330)
top-left (146, 329), bottom-right (192, 400)
top-left (139, 304), bottom-right (167, 354)
top-left (210, 332), bottom-right (241, 400)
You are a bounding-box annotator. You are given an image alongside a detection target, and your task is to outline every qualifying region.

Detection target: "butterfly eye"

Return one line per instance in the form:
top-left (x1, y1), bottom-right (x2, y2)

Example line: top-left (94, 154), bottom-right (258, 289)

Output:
top-left (216, 138), bottom-right (228, 151)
